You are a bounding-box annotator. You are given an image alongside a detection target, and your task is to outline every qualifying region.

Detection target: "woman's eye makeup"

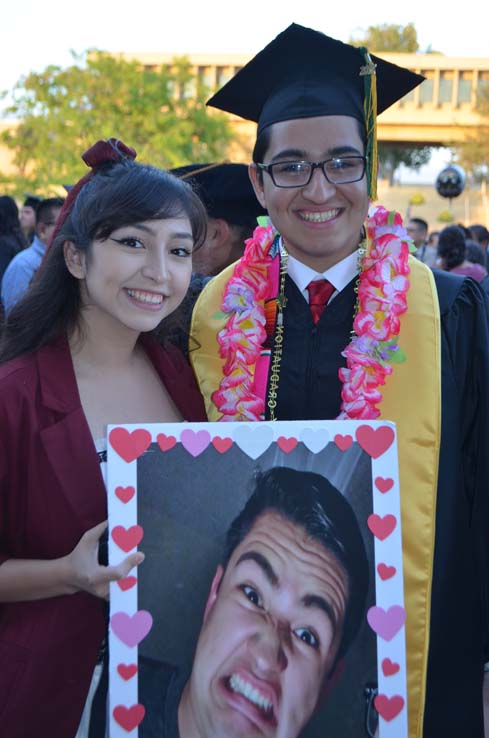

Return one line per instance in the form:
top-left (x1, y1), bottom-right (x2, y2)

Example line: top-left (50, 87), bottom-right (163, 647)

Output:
top-left (171, 246), bottom-right (193, 257)
top-left (111, 236), bottom-right (145, 249)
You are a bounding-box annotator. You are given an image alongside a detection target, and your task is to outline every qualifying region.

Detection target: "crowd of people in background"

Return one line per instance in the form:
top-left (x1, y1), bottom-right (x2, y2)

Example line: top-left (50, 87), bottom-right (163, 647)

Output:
top-left (410, 215), bottom-right (489, 294)
top-left (3, 196), bottom-right (488, 319)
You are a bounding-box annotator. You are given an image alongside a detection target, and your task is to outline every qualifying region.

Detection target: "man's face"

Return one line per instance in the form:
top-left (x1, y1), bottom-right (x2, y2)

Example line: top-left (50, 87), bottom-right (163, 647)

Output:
top-left (249, 115), bottom-right (369, 272)
top-left (19, 205), bottom-right (36, 232)
top-left (406, 220), bottom-right (427, 248)
top-left (180, 512), bottom-right (349, 738)
top-left (37, 207), bottom-right (62, 247)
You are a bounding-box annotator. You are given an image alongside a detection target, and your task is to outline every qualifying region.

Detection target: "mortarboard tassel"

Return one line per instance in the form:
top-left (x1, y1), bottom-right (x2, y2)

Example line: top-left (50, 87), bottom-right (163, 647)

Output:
top-left (359, 47), bottom-right (378, 201)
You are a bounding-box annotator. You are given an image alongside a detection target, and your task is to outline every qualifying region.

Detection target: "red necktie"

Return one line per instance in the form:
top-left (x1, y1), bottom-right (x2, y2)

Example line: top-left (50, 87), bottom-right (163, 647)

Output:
top-left (306, 279), bottom-right (335, 325)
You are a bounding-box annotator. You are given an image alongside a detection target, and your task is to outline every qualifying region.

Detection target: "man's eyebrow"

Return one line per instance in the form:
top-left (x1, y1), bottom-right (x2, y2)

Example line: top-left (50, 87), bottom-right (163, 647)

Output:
top-left (270, 145), bottom-right (363, 163)
top-left (302, 593), bottom-right (338, 631)
top-left (235, 551), bottom-right (279, 586)
top-left (270, 148), bottom-right (307, 162)
top-left (328, 145), bottom-right (363, 157)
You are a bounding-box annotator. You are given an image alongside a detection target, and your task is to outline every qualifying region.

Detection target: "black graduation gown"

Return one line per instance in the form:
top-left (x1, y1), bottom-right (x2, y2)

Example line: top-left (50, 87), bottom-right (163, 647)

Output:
top-left (268, 271), bottom-right (489, 738)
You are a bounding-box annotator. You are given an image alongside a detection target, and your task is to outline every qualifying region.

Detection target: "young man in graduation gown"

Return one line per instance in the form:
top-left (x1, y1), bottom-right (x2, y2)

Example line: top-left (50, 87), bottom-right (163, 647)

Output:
top-left (190, 23), bottom-right (489, 738)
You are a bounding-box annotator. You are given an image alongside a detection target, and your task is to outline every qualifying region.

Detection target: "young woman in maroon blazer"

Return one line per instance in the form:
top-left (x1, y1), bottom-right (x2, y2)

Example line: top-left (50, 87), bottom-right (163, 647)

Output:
top-left (0, 139), bottom-right (207, 738)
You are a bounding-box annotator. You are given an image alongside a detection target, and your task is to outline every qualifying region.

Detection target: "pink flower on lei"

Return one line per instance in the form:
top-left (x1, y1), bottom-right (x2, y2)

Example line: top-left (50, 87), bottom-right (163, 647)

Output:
top-left (212, 207), bottom-right (411, 421)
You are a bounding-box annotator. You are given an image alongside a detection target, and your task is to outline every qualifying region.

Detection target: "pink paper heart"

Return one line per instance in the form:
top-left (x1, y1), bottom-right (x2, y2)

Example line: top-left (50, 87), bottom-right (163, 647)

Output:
top-left (111, 610), bottom-right (153, 647)
top-left (367, 514), bottom-right (397, 541)
top-left (367, 605), bottom-right (406, 641)
top-left (117, 663), bottom-right (138, 681)
top-left (377, 563), bottom-right (397, 581)
top-left (381, 658), bottom-right (400, 677)
top-left (180, 429), bottom-right (211, 457)
top-left (374, 694), bottom-right (405, 721)
top-left (334, 433), bottom-right (353, 451)
top-left (113, 704), bottom-right (146, 731)
top-left (356, 424), bottom-right (395, 458)
top-left (277, 436), bottom-right (298, 453)
top-left (109, 427), bottom-right (152, 463)
top-left (111, 525), bottom-right (143, 552)
top-left (374, 476), bottom-right (394, 493)
top-left (212, 436), bottom-right (233, 453)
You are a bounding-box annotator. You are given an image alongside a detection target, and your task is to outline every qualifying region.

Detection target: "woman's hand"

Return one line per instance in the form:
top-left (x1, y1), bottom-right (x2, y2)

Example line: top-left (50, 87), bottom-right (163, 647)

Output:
top-left (65, 520), bottom-right (144, 600)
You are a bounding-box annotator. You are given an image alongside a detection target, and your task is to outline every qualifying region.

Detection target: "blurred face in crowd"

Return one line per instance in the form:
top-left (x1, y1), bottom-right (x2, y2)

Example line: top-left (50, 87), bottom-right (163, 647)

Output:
top-left (20, 205), bottom-right (37, 234)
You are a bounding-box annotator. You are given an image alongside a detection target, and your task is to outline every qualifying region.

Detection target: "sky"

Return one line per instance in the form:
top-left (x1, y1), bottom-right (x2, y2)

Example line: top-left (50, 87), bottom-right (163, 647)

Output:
top-left (1, 0), bottom-right (488, 182)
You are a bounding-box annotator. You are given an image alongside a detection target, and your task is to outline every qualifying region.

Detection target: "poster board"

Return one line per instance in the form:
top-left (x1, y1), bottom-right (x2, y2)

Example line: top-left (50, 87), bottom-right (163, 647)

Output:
top-left (107, 420), bottom-right (406, 738)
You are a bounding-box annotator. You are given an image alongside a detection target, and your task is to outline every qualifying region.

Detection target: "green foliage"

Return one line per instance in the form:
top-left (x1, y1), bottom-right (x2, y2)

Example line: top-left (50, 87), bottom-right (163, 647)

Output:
top-left (0, 51), bottom-right (233, 194)
top-left (409, 192), bottom-right (426, 205)
top-left (378, 144), bottom-right (432, 185)
top-left (349, 23), bottom-right (419, 52)
top-left (437, 209), bottom-right (454, 223)
top-left (456, 83), bottom-right (489, 182)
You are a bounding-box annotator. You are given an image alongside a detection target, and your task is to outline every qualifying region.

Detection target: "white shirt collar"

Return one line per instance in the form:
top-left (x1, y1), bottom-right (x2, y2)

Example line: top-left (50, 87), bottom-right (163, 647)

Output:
top-left (284, 241), bottom-right (360, 302)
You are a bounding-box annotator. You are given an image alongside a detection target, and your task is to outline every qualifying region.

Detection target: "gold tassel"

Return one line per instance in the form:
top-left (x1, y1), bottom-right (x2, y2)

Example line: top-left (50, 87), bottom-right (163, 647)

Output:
top-left (359, 48), bottom-right (378, 201)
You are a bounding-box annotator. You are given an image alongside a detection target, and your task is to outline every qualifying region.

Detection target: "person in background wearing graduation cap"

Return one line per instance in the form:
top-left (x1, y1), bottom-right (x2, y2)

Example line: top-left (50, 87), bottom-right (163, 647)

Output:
top-left (171, 163), bottom-right (266, 278)
top-left (166, 162), bottom-right (267, 356)
top-left (190, 23), bottom-right (489, 738)
top-left (19, 194), bottom-right (41, 243)
top-left (1, 196), bottom-right (64, 314)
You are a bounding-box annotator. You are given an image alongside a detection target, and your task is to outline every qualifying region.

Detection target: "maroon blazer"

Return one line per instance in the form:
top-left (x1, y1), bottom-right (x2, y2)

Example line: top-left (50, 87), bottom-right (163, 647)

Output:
top-left (0, 335), bottom-right (206, 738)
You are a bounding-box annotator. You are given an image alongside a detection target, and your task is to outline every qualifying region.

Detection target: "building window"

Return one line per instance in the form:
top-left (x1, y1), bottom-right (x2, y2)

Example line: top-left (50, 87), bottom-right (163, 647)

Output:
top-left (216, 66), bottom-right (232, 87)
top-left (477, 71), bottom-right (489, 96)
top-left (419, 71), bottom-right (434, 104)
top-left (439, 71), bottom-right (453, 104)
top-left (457, 72), bottom-right (473, 104)
top-left (197, 66), bottom-right (213, 88)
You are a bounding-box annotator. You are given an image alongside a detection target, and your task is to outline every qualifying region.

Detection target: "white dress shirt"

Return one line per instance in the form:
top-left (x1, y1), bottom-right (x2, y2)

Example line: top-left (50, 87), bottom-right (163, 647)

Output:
top-left (284, 242), bottom-right (360, 304)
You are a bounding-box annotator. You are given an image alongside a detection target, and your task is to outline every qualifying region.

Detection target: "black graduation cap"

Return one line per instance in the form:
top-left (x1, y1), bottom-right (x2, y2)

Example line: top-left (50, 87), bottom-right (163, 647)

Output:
top-left (23, 193), bottom-right (42, 209)
top-left (170, 162), bottom-right (266, 226)
top-left (207, 23), bottom-right (424, 132)
top-left (207, 23), bottom-right (424, 199)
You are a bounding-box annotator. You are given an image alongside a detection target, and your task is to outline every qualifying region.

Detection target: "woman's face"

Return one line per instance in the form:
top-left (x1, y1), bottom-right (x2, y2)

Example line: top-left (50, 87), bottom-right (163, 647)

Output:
top-left (68, 216), bottom-right (194, 335)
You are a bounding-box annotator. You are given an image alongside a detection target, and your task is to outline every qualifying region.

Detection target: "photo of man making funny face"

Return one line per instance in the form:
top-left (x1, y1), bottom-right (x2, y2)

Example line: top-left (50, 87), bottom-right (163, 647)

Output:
top-left (175, 468), bottom-right (369, 738)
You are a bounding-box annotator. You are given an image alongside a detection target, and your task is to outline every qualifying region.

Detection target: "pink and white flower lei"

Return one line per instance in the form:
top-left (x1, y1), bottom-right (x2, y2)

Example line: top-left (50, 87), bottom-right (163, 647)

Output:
top-left (212, 205), bottom-right (412, 421)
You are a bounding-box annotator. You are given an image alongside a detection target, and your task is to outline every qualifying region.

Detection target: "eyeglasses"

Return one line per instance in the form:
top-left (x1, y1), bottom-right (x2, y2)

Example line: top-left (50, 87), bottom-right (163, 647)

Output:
top-left (256, 156), bottom-right (367, 188)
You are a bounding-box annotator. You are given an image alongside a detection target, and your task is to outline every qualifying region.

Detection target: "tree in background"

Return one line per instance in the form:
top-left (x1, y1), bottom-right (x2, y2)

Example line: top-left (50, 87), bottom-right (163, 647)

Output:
top-left (0, 51), bottom-right (233, 194)
top-left (456, 83), bottom-right (489, 183)
top-left (378, 145), bottom-right (432, 186)
top-left (349, 22), bottom-right (419, 53)
top-left (349, 23), bottom-right (433, 185)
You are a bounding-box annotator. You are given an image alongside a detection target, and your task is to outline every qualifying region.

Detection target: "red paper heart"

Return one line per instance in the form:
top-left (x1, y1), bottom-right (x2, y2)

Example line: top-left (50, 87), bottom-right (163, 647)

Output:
top-left (212, 437), bottom-right (233, 453)
top-left (374, 694), bottom-right (404, 721)
top-left (356, 425), bottom-right (395, 458)
top-left (334, 434), bottom-right (353, 451)
top-left (113, 704), bottom-right (145, 731)
top-left (111, 525), bottom-right (144, 552)
top-left (117, 575), bottom-right (137, 592)
top-left (109, 428), bottom-right (152, 463)
top-left (117, 663), bottom-right (138, 681)
top-left (157, 433), bottom-right (177, 452)
top-left (367, 514), bottom-right (397, 541)
top-left (381, 658), bottom-right (400, 677)
top-left (375, 476), bottom-right (394, 493)
top-left (277, 436), bottom-right (298, 453)
top-left (377, 563), bottom-right (397, 581)
top-left (115, 486), bottom-right (135, 504)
